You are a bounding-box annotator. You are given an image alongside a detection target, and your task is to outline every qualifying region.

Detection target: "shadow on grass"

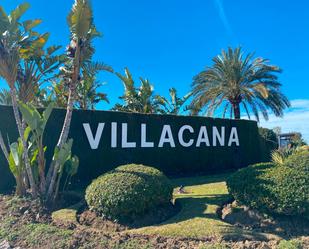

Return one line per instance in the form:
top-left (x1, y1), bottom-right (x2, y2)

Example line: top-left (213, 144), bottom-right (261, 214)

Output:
top-left (163, 194), bottom-right (231, 223)
top-left (159, 194), bottom-right (279, 241)
top-left (160, 168), bottom-right (285, 241)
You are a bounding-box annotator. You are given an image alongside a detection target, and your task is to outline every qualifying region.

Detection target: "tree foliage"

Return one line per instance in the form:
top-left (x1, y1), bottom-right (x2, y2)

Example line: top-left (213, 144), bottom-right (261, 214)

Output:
top-left (0, 2), bottom-right (51, 197)
top-left (190, 47), bottom-right (290, 120)
top-left (155, 88), bottom-right (192, 115)
top-left (113, 68), bottom-right (158, 113)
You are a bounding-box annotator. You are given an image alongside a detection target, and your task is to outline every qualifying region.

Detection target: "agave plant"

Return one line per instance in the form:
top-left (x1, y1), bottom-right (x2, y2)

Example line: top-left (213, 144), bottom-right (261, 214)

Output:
top-left (190, 47), bottom-right (290, 120)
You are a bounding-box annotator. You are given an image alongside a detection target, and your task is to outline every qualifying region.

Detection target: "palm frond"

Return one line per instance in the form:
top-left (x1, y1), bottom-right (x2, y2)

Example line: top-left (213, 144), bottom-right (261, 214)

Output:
top-left (67, 0), bottom-right (92, 39)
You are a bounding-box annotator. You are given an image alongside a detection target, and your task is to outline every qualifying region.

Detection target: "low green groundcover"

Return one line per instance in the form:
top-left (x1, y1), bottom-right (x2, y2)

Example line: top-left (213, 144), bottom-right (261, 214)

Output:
top-left (227, 150), bottom-right (309, 216)
top-left (85, 164), bottom-right (173, 222)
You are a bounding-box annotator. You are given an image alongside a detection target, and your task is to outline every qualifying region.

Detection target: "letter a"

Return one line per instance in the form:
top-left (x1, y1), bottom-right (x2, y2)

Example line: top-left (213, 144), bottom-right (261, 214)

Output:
top-left (158, 125), bottom-right (175, 147)
top-left (196, 126), bottom-right (210, 147)
top-left (228, 127), bottom-right (239, 146)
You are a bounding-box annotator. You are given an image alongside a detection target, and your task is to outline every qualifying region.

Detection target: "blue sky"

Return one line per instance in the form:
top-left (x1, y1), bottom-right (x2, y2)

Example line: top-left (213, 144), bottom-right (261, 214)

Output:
top-left (1, 0), bottom-right (309, 141)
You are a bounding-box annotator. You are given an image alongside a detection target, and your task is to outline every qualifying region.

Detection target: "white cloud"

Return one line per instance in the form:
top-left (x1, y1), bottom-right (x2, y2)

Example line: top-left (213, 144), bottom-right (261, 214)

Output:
top-left (289, 99), bottom-right (309, 109)
top-left (213, 0), bottom-right (234, 37)
top-left (258, 99), bottom-right (309, 143)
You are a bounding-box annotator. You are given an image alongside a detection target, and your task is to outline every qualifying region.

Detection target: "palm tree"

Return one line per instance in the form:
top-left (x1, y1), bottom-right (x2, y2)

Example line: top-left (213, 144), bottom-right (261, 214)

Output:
top-left (76, 77), bottom-right (109, 110)
top-left (0, 43), bottom-right (62, 107)
top-left (113, 68), bottom-right (140, 112)
top-left (52, 61), bottom-right (112, 109)
top-left (0, 3), bottom-right (47, 196)
top-left (113, 68), bottom-right (158, 113)
top-left (155, 88), bottom-right (192, 115)
top-left (46, 0), bottom-right (109, 201)
top-left (16, 43), bottom-right (65, 107)
top-left (190, 47), bottom-right (290, 121)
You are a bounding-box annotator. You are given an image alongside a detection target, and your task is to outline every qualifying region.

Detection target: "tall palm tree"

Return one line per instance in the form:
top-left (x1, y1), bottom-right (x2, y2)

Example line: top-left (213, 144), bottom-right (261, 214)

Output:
top-left (190, 47), bottom-right (290, 121)
top-left (113, 67), bottom-right (158, 113)
top-left (0, 3), bottom-right (47, 196)
top-left (76, 61), bottom-right (112, 109)
top-left (46, 0), bottom-right (108, 201)
top-left (76, 77), bottom-right (109, 110)
top-left (155, 88), bottom-right (192, 115)
top-left (113, 67), bottom-right (140, 112)
top-left (52, 61), bottom-right (112, 109)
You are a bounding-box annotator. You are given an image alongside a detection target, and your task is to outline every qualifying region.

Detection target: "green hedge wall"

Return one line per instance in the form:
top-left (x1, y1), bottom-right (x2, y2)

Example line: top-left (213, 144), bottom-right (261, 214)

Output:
top-left (0, 105), bottom-right (266, 191)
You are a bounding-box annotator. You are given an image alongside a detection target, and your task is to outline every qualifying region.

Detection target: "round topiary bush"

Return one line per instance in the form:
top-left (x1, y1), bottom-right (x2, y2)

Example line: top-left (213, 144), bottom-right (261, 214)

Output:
top-left (85, 164), bottom-right (173, 222)
top-left (227, 150), bottom-right (309, 216)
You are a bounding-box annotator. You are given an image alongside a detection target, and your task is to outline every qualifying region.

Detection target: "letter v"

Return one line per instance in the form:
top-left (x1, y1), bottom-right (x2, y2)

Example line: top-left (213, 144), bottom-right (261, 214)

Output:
top-left (83, 123), bottom-right (105, 149)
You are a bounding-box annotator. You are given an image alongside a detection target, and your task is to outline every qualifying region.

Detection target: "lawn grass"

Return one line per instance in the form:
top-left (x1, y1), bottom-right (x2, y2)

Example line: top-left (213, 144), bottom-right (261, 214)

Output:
top-left (131, 173), bottom-right (279, 241)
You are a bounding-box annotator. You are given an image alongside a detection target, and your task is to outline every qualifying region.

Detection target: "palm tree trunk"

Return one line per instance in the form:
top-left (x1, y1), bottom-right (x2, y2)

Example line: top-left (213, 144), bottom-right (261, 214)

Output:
top-left (9, 87), bottom-right (38, 197)
top-left (46, 43), bottom-right (80, 202)
top-left (21, 119), bottom-right (30, 189)
top-left (15, 173), bottom-right (26, 196)
top-left (233, 102), bottom-right (241, 119)
top-left (38, 139), bottom-right (46, 193)
top-left (46, 87), bottom-right (74, 200)
top-left (0, 132), bottom-right (9, 162)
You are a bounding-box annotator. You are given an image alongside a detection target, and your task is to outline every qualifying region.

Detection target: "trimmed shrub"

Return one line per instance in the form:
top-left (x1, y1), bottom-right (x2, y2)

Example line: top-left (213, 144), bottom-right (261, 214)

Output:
top-left (284, 150), bottom-right (309, 170)
top-left (227, 162), bottom-right (275, 212)
top-left (85, 164), bottom-right (173, 221)
top-left (227, 151), bottom-right (309, 216)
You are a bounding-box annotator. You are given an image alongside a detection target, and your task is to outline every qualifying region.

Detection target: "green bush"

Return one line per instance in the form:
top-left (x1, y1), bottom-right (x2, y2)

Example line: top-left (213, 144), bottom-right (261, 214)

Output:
top-left (277, 239), bottom-right (303, 249)
top-left (284, 150), bottom-right (309, 170)
top-left (85, 164), bottom-right (173, 222)
top-left (227, 150), bottom-right (309, 216)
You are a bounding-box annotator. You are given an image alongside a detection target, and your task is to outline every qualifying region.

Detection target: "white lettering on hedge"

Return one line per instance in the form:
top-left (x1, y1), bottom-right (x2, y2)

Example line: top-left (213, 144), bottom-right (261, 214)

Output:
top-left (213, 126), bottom-right (225, 146)
top-left (178, 125), bottom-right (194, 147)
top-left (83, 123), bottom-right (105, 149)
top-left (196, 126), bottom-right (210, 147)
top-left (141, 123), bottom-right (154, 147)
top-left (122, 123), bottom-right (136, 148)
top-left (158, 125), bottom-right (175, 147)
top-left (111, 122), bottom-right (117, 148)
top-left (228, 127), bottom-right (239, 146)
top-left (83, 123), bottom-right (240, 149)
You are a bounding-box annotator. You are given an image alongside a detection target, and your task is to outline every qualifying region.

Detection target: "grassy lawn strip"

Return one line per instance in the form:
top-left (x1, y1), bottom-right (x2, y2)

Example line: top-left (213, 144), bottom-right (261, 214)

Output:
top-left (131, 173), bottom-right (279, 241)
